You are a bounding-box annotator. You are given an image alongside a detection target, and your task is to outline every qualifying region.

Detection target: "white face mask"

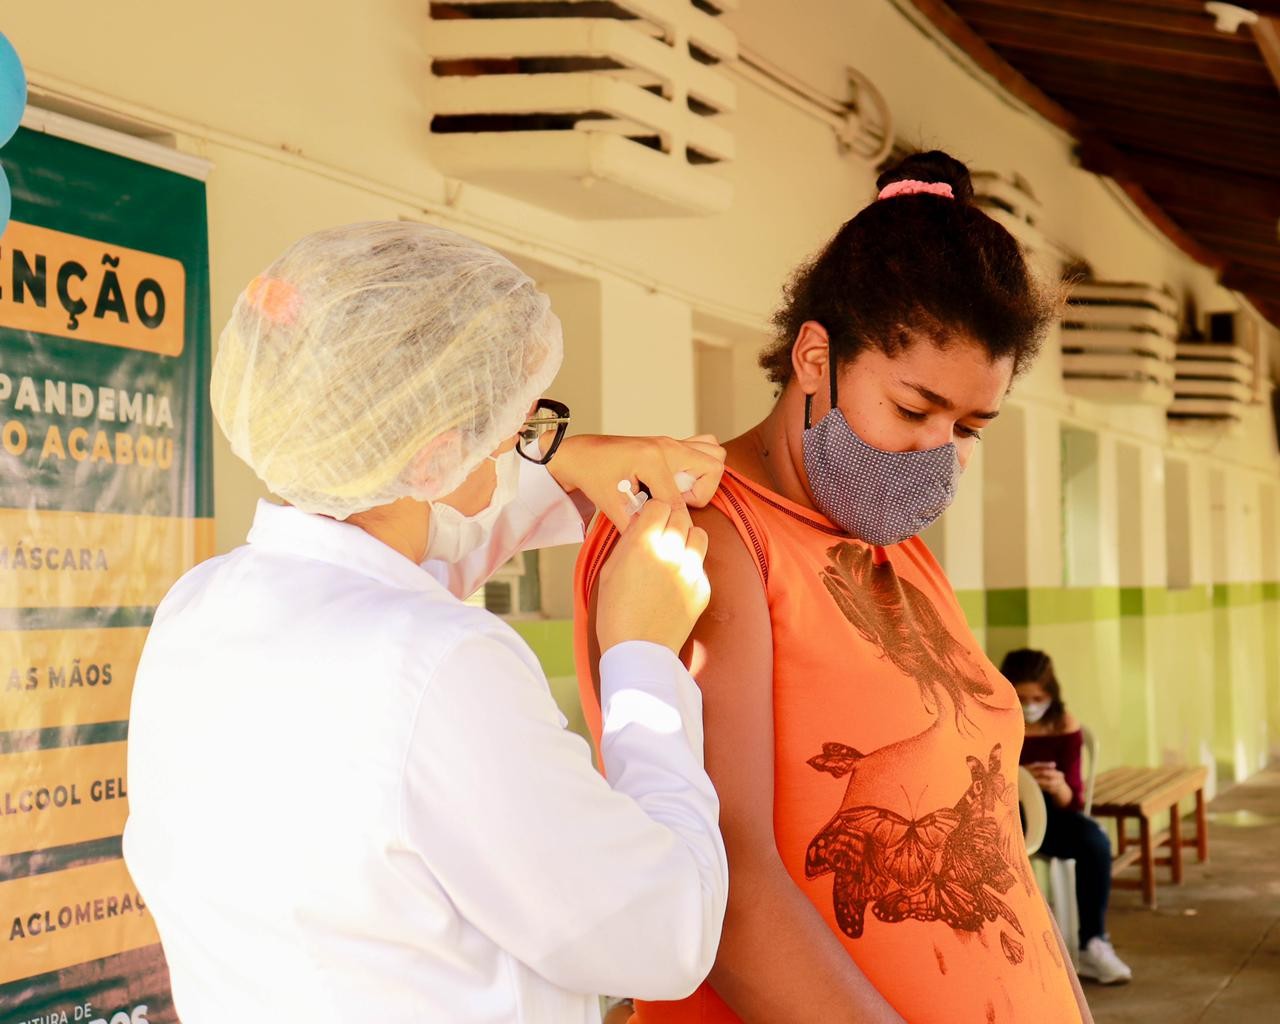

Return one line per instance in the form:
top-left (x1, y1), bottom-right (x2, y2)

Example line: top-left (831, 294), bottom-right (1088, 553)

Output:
top-left (423, 450), bottom-right (519, 564)
top-left (1022, 700), bottom-right (1051, 725)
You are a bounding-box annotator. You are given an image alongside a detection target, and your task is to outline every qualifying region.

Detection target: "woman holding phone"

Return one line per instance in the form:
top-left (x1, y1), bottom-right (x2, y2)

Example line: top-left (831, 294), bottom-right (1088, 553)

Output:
top-left (1005, 648), bottom-right (1133, 986)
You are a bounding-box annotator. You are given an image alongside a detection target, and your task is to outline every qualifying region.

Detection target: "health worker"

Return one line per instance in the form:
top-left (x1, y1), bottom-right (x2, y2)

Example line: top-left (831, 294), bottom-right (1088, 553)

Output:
top-left (123, 221), bottom-right (729, 1024)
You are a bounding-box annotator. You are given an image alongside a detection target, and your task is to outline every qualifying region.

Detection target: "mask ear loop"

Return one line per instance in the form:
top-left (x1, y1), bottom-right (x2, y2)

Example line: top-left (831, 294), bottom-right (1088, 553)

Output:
top-left (803, 348), bottom-right (840, 431)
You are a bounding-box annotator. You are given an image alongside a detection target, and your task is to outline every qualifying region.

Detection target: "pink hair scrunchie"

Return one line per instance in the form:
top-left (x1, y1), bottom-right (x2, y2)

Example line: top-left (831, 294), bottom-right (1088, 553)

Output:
top-left (877, 179), bottom-right (955, 201)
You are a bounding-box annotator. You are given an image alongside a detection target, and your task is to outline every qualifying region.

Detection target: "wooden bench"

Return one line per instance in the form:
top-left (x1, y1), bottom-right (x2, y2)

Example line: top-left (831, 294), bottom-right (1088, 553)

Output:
top-left (1089, 765), bottom-right (1209, 909)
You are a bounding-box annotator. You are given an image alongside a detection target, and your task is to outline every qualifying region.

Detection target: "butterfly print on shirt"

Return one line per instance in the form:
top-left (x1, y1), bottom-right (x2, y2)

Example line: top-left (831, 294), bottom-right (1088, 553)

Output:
top-left (805, 743), bottom-right (1024, 952)
top-left (819, 541), bottom-right (998, 728)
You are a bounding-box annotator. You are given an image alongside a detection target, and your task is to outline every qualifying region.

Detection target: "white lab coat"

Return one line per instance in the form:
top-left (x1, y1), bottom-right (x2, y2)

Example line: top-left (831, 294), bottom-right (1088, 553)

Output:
top-left (123, 461), bottom-right (728, 1024)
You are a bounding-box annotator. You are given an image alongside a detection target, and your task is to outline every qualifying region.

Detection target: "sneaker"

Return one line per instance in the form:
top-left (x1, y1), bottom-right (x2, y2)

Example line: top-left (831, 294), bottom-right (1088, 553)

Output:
top-left (1077, 936), bottom-right (1132, 985)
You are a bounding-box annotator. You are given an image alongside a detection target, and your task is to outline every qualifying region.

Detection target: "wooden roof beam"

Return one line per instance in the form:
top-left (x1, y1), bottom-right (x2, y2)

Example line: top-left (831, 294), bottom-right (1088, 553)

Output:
top-left (974, 23), bottom-right (1272, 87)
top-left (1163, 202), bottom-right (1280, 240)
top-left (1220, 264), bottom-right (1280, 303)
top-left (1078, 140), bottom-right (1280, 222)
top-left (952, 0), bottom-right (1227, 40)
top-left (1251, 16), bottom-right (1280, 95)
top-left (1015, 61), bottom-right (1280, 134)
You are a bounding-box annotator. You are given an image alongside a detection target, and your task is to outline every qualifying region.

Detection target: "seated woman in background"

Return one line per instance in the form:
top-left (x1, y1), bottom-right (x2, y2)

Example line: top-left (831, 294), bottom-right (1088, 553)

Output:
top-left (1002, 648), bottom-right (1133, 986)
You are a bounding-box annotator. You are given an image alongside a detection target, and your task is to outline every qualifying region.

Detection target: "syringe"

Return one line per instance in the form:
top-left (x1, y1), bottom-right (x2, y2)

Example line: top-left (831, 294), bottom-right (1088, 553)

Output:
top-left (619, 472), bottom-right (698, 517)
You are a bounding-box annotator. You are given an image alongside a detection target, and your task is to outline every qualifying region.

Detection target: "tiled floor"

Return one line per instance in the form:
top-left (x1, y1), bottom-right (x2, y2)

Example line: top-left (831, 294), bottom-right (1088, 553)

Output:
top-left (1087, 763), bottom-right (1280, 1024)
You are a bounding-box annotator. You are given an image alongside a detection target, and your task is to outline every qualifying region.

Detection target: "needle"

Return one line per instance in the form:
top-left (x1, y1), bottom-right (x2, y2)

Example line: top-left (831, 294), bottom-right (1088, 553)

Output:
top-left (618, 479), bottom-right (647, 517)
top-left (618, 472), bottom-right (700, 517)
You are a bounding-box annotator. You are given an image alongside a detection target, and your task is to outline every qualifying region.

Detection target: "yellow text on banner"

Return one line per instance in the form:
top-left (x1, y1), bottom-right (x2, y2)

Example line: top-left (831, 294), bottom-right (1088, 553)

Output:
top-left (0, 741), bottom-right (129, 857)
top-left (1, 857), bottom-right (158, 985)
top-left (0, 510), bottom-right (215, 609)
top-left (0, 221), bottom-right (186, 357)
top-left (1, 627), bottom-right (146, 731)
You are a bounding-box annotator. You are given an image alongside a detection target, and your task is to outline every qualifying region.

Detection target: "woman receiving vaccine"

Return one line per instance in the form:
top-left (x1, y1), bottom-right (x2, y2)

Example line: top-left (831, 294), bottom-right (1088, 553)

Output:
top-left (576, 152), bottom-right (1091, 1022)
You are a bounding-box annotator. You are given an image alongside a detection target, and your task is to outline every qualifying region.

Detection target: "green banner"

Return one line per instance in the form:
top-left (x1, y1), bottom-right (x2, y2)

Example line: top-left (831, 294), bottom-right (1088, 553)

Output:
top-left (0, 126), bottom-right (212, 1023)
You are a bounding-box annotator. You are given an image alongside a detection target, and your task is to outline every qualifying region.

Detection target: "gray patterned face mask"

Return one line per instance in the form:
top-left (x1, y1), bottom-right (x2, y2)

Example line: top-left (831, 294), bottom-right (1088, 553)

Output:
top-left (801, 363), bottom-right (960, 546)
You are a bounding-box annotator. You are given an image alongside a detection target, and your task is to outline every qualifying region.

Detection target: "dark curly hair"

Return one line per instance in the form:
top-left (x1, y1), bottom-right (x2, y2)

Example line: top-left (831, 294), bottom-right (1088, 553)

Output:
top-left (760, 150), bottom-right (1055, 386)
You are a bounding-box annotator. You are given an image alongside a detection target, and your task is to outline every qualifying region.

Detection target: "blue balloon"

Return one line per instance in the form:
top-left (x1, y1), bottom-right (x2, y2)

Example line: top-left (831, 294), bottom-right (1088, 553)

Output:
top-left (0, 33), bottom-right (26, 148)
top-left (0, 166), bottom-right (10, 237)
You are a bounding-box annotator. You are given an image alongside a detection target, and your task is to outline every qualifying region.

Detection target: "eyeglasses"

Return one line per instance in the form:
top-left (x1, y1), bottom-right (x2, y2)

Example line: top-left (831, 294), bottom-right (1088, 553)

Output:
top-left (517, 398), bottom-right (571, 465)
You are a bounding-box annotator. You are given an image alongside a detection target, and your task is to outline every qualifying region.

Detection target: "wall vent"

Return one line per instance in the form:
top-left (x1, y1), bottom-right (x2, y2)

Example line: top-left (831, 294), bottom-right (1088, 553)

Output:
top-left (426, 0), bottom-right (737, 218)
top-left (971, 170), bottom-right (1060, 259)
top-left (972, 170), bottom-right (1040, 233)
top-left (1170, 341), bottom-right (1255, 424)
top-left (1060, 281), bottom-right (1178, 407)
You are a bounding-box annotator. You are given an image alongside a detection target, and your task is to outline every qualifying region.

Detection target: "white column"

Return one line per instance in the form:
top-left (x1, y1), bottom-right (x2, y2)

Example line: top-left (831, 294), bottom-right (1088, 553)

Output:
top-left (599, 277), bottom-right (696, 438)
top-left (982, 402), bottom-right (1030, 591)
top-left (537, 274), bottom-right (697, 618)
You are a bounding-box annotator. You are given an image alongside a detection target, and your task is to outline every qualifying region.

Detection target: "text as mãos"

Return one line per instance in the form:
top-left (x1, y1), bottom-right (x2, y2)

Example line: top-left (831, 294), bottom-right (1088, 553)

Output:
top-left (6, 660), bottom-right (114, 692)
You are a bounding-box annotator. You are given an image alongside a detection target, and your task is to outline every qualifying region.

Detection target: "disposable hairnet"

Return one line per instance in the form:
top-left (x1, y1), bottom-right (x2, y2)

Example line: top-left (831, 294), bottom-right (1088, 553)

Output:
top-left (211, 221), bottom-right (563, 519)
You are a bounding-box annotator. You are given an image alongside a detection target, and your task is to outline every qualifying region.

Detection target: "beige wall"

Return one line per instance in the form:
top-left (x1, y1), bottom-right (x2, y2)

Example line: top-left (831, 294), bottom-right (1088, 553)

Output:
top-left (9, 0), bottom-right (1274, 545)
top-left (8, 0), bottom-right (1279, 786)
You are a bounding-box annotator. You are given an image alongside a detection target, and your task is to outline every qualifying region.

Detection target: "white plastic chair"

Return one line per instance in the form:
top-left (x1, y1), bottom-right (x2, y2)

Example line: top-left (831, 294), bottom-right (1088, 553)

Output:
top-left (1018, 765), bottom-right (1047, 855)
top-left (1034, 726), bottom-right (1098, 964)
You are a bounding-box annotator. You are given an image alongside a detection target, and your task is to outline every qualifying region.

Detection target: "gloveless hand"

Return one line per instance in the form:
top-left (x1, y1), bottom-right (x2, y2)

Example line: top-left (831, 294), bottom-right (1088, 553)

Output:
top-left (1027, 762), bottom-right (1072, 805)
top-left (596, 499), bottom-right (711, 655)
top-left (546, 433), bottom-right (727, 532)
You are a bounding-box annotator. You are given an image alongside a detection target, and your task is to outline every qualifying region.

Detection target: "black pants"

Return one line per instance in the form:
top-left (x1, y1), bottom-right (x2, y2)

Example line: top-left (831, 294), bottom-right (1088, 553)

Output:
top-left (1037, 796), bottom-right (1113, 946)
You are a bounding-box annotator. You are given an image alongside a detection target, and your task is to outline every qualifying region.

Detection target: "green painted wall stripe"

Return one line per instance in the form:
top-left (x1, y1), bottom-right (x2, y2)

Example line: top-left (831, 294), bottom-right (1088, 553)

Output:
top-left (1119, 587), bottom-right (1145, 618)
top-left (985, 589), bottom-right (1030, 628)
top-left (985, 587), bottom-right (1121, 627)
top-left (513, 580), bottom-right (1280, 680)
top-left (1212, 582), bottom-right (1267, 608)
top-left (955, 590), bottom-right (986, 630)
top-left (511, 618), bottom-right (577, 678)
top-left (979, 583), bottom-right (1267, 627)
top-left (1123, 586), bottom-right (1213, 618)
top-left (1033, 586), bottom-right (1121, 624)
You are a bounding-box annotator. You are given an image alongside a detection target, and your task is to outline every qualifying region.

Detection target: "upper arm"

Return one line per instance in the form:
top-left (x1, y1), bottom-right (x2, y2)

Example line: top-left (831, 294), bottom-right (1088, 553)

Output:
top-left (683, 505), bottom-right (777, 858)
top-left (587, 506), bottom-right (776, 856)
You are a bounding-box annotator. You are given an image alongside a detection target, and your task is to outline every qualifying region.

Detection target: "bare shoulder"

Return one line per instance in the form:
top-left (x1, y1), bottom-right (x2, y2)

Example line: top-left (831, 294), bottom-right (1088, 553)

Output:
top-left (688, 504), bottom-right (770, 626)
top-left (691, 503), bottom-right (755, 570)
top-left (685, 504), bottom-right (776, 852)
top-left (1060, 711), bottom-right (1082, 734)
top-left (685, 503), bottom-right (771, 672)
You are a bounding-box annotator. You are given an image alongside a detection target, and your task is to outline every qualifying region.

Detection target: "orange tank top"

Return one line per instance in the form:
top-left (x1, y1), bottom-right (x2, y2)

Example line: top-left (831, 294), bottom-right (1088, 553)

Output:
top-left (573, 469), bottom-right (1082, 1024)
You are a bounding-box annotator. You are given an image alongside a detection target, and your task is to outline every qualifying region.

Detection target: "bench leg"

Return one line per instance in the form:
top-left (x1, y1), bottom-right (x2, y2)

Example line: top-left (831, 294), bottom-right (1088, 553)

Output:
top-left (1169, 805), bottom-right (1184, 884)
top-left (1116, 816), bottom-right (1128, 856)
top-left (1194, 788), bottom-right (1208, 862)
top-left (1139, 817), bottom-right (1157, 908)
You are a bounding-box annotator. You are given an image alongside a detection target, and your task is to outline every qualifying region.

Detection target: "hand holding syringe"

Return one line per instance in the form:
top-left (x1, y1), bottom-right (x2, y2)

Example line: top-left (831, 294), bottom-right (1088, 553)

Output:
top-left (619, 472), bottom-right (698, 517)
top-left (541, 432), bottom-right (724, 532)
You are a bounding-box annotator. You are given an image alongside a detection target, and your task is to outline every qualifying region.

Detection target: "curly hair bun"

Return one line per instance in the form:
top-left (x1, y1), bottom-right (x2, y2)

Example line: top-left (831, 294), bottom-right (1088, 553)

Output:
top-left (875, 150), bottom-right (975, 203)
